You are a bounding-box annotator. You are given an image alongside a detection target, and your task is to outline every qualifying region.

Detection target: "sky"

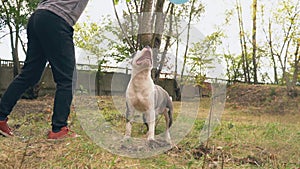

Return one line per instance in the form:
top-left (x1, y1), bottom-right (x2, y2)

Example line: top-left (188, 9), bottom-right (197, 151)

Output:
top-left (0, 0), bottom-right (283, 79)
top-left (0, 0), bottom-right (249, 60)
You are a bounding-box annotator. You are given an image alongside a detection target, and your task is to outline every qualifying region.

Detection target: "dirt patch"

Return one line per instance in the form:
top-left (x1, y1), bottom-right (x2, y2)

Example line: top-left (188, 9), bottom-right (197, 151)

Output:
top-left (226, 84), bottom-right (299, 114)
top-left (0, 88), bottom-right (299, 168)
top-left (189, 143), bottom-right (279, 168)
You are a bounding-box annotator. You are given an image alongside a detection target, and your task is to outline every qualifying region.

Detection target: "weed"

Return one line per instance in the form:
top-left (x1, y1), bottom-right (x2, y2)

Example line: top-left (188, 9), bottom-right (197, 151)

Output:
top-left (269, 87), bottom-right (276, 97)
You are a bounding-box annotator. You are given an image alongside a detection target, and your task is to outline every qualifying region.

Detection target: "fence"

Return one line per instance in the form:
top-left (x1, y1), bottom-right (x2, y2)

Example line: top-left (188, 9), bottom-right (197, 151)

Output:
top-left (0, 59), bottom-right (212, 99)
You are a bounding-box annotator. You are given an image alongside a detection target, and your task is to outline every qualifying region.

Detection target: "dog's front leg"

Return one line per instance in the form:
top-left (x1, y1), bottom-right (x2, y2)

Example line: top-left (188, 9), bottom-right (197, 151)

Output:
top-left (145, 109), bottom-right (156, 141)
top-left (125, 120), bottom-right (132, 138)
top-left (125, 103), bottom-right (134, 138)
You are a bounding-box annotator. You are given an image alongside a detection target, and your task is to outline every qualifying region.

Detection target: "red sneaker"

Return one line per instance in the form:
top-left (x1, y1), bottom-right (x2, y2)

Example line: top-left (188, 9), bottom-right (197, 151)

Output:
top-left (47, 126), bottom-right (78, 140)
top-left (0, 118), bottom-right (14, 137)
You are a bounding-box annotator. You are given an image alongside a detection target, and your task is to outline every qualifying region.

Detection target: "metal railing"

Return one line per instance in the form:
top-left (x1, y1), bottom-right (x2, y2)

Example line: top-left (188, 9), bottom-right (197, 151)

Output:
top-left (0, 59), bottom-right (229, 83)
top-left (0, 59), bottom-right (24, 68)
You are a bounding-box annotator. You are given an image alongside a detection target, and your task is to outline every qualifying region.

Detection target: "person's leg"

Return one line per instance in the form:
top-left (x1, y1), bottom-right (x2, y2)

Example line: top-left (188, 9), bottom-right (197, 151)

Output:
top-left (0, 12), bottom-right (47, 121)
top-left (33, 10), bottom-right (76, 132)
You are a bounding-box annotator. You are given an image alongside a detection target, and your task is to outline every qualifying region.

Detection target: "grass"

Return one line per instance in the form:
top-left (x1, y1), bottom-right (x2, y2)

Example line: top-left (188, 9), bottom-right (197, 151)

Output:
top-left (0, 95), bottom-right (299, 169)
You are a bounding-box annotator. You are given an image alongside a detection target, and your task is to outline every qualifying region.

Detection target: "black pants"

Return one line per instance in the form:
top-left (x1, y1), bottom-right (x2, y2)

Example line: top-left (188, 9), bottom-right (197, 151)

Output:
top-left (0, 9), bottom-right (76, 132)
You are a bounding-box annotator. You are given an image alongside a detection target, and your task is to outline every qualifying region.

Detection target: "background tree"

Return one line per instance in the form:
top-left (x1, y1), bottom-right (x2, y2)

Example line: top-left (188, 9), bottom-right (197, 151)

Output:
top-left (154, 3), bottom-right (174, 83)
top-left (179, 0), bottom-right (197, 85)
top-left (113, 0), bottom-right (168, 72)
top-left (74, 21), bottom-right (108, 68)
top-left (263, 0), bottom-right (300, 94)
top-left (224, 53), bottom-right (243, 83)
top-left (187, 31), bottom-right (223, 85)
top-left (0, 0), bottom-right (39, 77)
top-left (291, 39), bottom-right (299, 87)
top-left (261, 11), bottom-right (279, 84)
top-left (252, 0), bottom-right (258, 83)
top-left (236, 0), bottom-right (251, 83)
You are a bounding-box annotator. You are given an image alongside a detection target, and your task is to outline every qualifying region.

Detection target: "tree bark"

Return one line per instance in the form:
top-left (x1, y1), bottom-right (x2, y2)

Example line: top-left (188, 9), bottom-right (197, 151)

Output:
top-left (112, 0), bottom-right (134, 51)
top-left (267, 21), bottom-right (278, 84)
top-left (1, 0), bottom-right (20, 76)
top-left (236, 0), bottom-right (250, 83)
top-left (152, 0), bottom-right (166, 49)
top-left (154, 3), bottom-right (173, 83)
top-left (252, 0), bottom-right (258, 83)
top-left (180, 0), bottom-right (196, 85)
top-left (292, 41), bottom-right (299, 86)
top-left (138, 0), bottom-right (154, 49)
top-left (151, 0), bottom-right (166, 81)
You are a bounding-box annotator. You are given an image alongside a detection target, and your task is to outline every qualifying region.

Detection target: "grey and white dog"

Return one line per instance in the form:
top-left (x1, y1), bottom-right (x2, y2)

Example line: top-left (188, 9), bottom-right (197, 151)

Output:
top-left (125, 46), bottom-right (173, 143)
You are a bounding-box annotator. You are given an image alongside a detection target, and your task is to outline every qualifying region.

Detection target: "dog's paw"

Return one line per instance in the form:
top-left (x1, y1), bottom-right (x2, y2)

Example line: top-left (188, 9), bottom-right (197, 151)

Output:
top-left (169, 141), bottom-right (178, 149)
top-left (146, 139), bottom-right (161, 149)
top-left (122, 135), bottom-right (132, 142)
top-left (146, 133), bottom-right (155, 141)
top-left (124, 135), bottom-right (131, 139)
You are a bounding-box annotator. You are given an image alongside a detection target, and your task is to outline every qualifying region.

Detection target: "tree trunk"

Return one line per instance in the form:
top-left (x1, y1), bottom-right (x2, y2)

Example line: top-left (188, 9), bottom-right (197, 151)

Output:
top-left (236, 0), bottom-right (250, 83)
top-left (12, 46), bottom-right (20, 77)
top-left (252, 0), bottom-right (258, 83)
top-left (137, 0), bottom-right (155, 80)
top-left (112, 0), bottom-right (135, 51)
top-left (180, 0), bottom-right (196, 85)
top-left (152, 0), bottom-right (165, 49)
top-left (8, 23), bottom-right (20, 77)
top-left (152, 0), bottom-right (166, 82)
top-left (154, 3), bottom-right (173, 83)
top-left (174, 9), bottom-right (180, 81)
top-left (292, 41), bottom-right (299, 87)
top-left (174, 9), bottom-right (181, 101)
top-left (2, 0), bottom-right (20, 77)
top-left (138, 0), bottom-right (154, 49)
top-left (267, 21), bottom-right (278, 84)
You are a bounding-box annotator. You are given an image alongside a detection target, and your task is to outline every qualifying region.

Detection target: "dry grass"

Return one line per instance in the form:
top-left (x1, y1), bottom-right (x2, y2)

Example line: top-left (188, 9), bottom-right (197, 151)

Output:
top-left (0, 85), bottom-right (299, 168)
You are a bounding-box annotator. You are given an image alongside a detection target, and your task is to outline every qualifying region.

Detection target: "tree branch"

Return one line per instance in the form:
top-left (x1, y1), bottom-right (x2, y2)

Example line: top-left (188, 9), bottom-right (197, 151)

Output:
top-left (112, 0), bottom-right (134, 50)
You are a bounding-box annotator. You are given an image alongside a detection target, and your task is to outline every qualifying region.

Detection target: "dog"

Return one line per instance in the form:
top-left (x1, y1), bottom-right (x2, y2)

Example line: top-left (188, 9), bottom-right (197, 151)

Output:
top-left (125, 46), bottom-right (173, 143)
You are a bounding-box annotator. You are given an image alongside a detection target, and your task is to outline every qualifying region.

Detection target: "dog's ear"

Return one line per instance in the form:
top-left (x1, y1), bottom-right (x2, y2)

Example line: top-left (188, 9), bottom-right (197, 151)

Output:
top-left (131, 52), bottom-right (136, 58)
top-left (130, 52), bottom-right (136, 65)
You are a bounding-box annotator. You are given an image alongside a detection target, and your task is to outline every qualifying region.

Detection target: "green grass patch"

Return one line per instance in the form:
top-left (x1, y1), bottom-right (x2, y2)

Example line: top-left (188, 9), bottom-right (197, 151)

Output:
top-left (0, 96), bottom-right (299, 168)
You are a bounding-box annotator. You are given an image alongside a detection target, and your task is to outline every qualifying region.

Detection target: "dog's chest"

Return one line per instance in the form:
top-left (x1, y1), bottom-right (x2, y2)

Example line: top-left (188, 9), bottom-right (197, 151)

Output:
top-left (130, 92), bottom-right (152, 112)
top-left (127, 79), bottom-right (154, 112)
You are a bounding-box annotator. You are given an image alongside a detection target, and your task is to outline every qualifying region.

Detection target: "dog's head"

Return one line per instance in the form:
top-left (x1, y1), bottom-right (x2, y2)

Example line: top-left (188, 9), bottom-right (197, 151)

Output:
top-left (131, 46), bottom-right (153, 70)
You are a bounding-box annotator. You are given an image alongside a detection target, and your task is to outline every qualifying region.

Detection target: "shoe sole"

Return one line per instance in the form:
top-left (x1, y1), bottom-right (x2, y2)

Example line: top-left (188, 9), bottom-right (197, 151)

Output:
top-left (0, 130), bottom-right (13, 137)
top-left (47, 134), bottom-right (80, 142)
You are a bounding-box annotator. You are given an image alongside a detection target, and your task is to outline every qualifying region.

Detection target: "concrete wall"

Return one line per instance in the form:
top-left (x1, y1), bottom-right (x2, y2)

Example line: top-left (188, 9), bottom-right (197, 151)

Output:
top-left (0, 66), bottom-right (14, 93)
top-left (97, 72), bottom-right (130, 95)
top-left (0, 65), bottom-right (98, 96)
top-left (0, 62), bottom-right (210, 99)
top-left (95, 72), bottom-right (183, 99)
top-left (76, 70), bottom-right (97, 95)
